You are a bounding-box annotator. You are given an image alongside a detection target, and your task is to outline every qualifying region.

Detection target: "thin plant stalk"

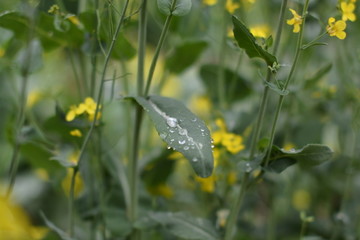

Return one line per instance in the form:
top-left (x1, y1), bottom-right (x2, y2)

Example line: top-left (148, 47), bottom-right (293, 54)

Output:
top-left (217, 0), bottom-right (228, 109)
top-left (68, 167), bottom-right (78, 237)
top-left (265, 0), bottom-right (310, 166)
top-left (144, 0), bottom-right (176, 96)
top-left (6, 20), bottom-right (36, 198)
top-left (128, 2), bottom-right (147, 239)
top-left (69, 0), bottom-right (130, 234)
top-left (249, 0), bottom-right (288, 159)
top-left (223, 1), bottom-right (288, 238)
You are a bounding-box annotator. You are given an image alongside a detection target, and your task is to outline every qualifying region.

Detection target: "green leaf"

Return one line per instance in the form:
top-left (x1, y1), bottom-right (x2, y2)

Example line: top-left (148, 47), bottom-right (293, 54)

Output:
top-left (15, 39), bottom-right (43, 74)
top-left (103, 208), bottom-right (132, 237)
top-left (266, 144), bottom-right (333, 173)
top-left (232, 16), bottom-right (277, 66)
top-left (149, 212), bottom-right (220, 240)
top-left (304, 63), bottom-right (332, 89)
top-left (264, 80), bottom-right (289, 96)
top-left (0, 11), bottom-right (30, 38)
top-left (40, 212), bottom-right (77, 240)
top-left (141, 149), bottom-right (176, 187)
top-left (166, 40), bottom-right (208, 73)
top-left (199, 64), bottom-right (252, 104)
top-left (132, 95), bottom-right (214, 178)
top-left (157, 0), bottom-right (192, 16)
top-left (111, 34), bottom-right (136, 60)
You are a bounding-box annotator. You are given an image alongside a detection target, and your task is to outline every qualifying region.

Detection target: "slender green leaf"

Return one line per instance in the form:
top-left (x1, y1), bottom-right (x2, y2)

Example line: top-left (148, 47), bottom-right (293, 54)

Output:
top-left (264, 80), bottom-right (289, 96)
top-left (40, 212), bottom-right (77, 240)
top-left (132, 95), bottom-right (214, 178)
top-left (0, 11), bottom-right (29, 38)
top-left (232, 16), bottom-right (277, 66)
top-left (149, 212), bottom-right (220, 240)
top-left (304, 63), bottom-right (332, 89)
top-left (157, 0), bottom-right (192, 16)
top-left (166, 40), bottom-right (208, 73)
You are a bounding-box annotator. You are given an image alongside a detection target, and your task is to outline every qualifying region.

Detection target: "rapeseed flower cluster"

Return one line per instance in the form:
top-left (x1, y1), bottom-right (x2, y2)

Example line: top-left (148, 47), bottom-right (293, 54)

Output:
top-left (341, 0), bottom-right (357, 22)
top-left (212, 119), bottom-right (245, 154)
top-left (66, 97), bottom-right (101, 137)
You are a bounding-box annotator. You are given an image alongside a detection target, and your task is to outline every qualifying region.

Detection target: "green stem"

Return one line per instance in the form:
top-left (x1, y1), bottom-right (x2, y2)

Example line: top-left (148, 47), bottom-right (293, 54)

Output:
top-left (264, 0), bottom-right (310, 166)
top-left (248, 0), bottom-right (288, 160)
top-left (224, 173), bottom-right (250, 240)
top-left (128, 2), bottom-right (147, 239)
top-left (144, 9), bottom-right (174, 96)
top-left (301, 31), bottom-right (327, 50)
top-left (69, 167), bottom-right (78, 237)
top-left (217, 0), bottom-right (228, 109)
top-left (77, 0), bottom-right (129, 168)
top-left (223, 1), bottom-right (288, 238)
top-left (299, 220), bottom-right (307, 240)
top-left (68, 49), bottom-right (84, 99)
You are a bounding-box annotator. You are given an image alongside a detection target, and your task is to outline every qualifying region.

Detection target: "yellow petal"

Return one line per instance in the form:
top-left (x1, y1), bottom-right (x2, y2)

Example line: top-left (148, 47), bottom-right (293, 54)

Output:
top-left (335, 20), bottom-right (346, 31)
top-left (328, 17), bottom-right (335, 24)
top-left (336, 31), bottom-right (346, 40)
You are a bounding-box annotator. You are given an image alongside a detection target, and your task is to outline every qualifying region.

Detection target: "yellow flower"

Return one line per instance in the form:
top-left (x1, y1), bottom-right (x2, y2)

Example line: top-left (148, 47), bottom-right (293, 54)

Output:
top-left (250, 24), bottom-right (271, 38)
top-left (283, 142), bottom-right (295, 151)
top-left (226, 0), bottom-right (240, 14)
top-left (341, 2), bottom-right (356, 22)
top-left (287, 8), bottom-right (302, 33)
top-left (48, 4), bottom-right (60, 14)
top-left (34, 168), bottom-right (49, 181)
top-left (0, 197), bottom-right (48, 239)
top-left (221, 132), bottom-right (245, 154)
top-left (70, 129), bottom-right (82, 137)
top-left (196, 175), bottom-right (216, 193)
top-left (189, 96), bottom-right (212, 118)
top-left (203, 0), bottom-right (217, 6)
top-left (326, 17), bottom-right (346, 39)
top-left (292, 189), bottom-right (311, 211)
top-left (147, 184), bottom-right (174, 199)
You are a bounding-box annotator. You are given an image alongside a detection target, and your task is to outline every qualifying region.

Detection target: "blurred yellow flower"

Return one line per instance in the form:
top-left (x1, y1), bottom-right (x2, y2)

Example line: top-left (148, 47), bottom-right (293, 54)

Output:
top-left (34, 168), bottom-right (49, 181)
top-left (203, 0), bottom-right (217, 6)
top-left (147, 184), bottom-right (174, 199)
top-left (283, 142), bottom-right (295, 151)
top-left (326, 17), bottom-right (346, 39)
top-left (66, 97), bottom-right (101, 122)
top-left (62, 168), bottom-right (84, 197)
top-left (196, 174), bottom-right (216, 193)
top-left (0, 197), bottom-right (48, 240)
top-left (250, 25), bottom-right (271, 38)
top-left (227, 171), bottom-right (237, 185)
top-left (216, 209), bottom-right (230, 228)
top-left (48, 4), bottom-right (60, 14)
top-left (212, 118), bottom-right (245, 155)
top-left (221, 133), bottom-right (245, 154)
top-left (0, 47), bottom-right (5, 58)
top-left (287, 8), bottom-right (302, 33)
top-left (70, 129), bottom-right (82, 137)
top-left (26, 91), bottom-right (42, 108)
top-left (292, 189), bottom-right (311, 211)
top-left (189, 96), bottom-right (212, 118)
top-left (226, 0), bottom-right (240, 14)
top-left (341, 2), bottom-right (356, 21)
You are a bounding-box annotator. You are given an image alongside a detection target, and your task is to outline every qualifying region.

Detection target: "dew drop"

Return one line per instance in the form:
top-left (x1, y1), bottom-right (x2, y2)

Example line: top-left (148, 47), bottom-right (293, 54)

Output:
top-left (160, 133), bottom-right (167, 139)
top-left (184, 146), bottom-right (189, 150)
top-left (245, 163), bottom-right (252, 172)
top-left (198, 143), bottom-right (203, 149)
top-left (167, 146), bottom-right (171, 150)
top-left (179, 128), bottom-right (188, 136)
top-left (200, 129), bottom-right (205, 132)
top-left (211, 144), bottom-right (215, 149)
top-left (169, 129), bottom-right (175, 133)
top-left (179, 140), bottom-right (186, 145)
top-left (191, 118), bottom-right (197, 122)
top-left (170, 139), bottom-right (175, 142)
top-left (192, 157), bottom-right (198, 162)
top-left (166, 117), bottom-right (178, 128)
